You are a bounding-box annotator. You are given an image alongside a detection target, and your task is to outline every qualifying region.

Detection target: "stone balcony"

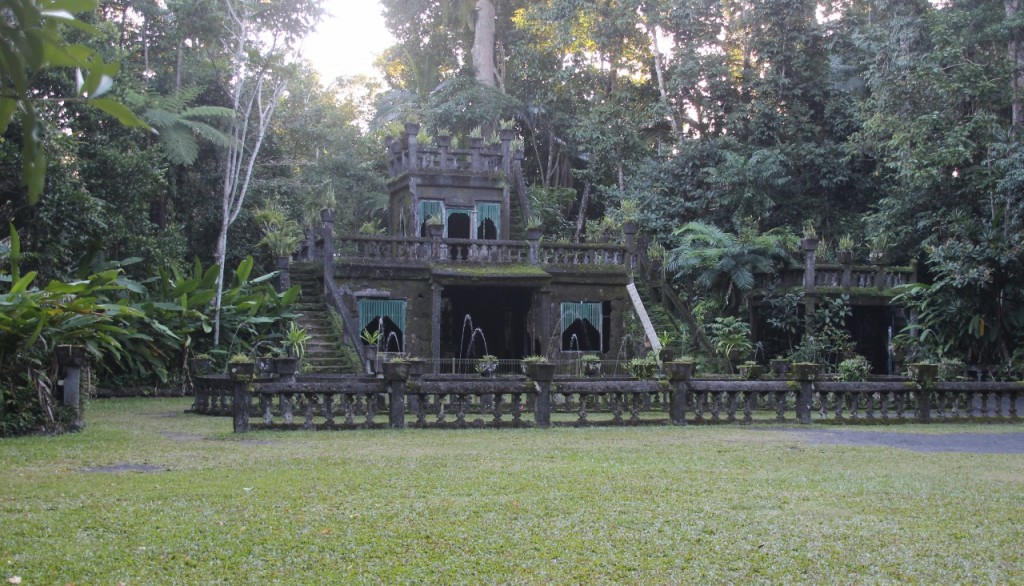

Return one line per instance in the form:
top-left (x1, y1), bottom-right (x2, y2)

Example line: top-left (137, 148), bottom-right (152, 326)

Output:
top-left (331, 234), bottom-right (630, 269)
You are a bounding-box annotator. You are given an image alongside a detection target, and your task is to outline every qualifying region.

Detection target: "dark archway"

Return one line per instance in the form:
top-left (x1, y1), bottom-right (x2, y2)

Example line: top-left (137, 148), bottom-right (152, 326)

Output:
top-left (477, 218), bottom-right (497, 240)
top-left (441, 286), bottom-right (533, 360)
top-left (562, 318), bottom-right (601, 352)
top-left (447, 212), bottom-right (471, 239)
top-left (361, 316), bottom-right (404, 352)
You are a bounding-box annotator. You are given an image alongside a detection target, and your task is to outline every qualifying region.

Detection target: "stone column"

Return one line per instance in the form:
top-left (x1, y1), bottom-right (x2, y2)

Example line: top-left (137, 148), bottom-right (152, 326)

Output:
top-left (533, 380), bottom-right (552, 428)
top-left (666, 370), bottom-right (690, 426)
top-left (801, 237), bottom-right (819, 337)
top-left (276, 256), bottom-right (290, 292)
top-left (56, 345), bottom-right (86, 431)
top-left (232, 379), bottom-right (251, 433)
top-left (405, 122), bottom-right (420, 170)
top-left (431, 282), bottom-right (443, 374)
top-left (388, 378), bottom-right (407, 429)
top-left (321, 208), bottom-right (336, 290)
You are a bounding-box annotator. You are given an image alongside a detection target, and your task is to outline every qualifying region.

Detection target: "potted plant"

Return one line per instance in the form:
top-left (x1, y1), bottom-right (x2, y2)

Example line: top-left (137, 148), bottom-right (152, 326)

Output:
top-left (738, 360), bottom-right (763, 380)
top-left (663, 357), bottom-right (696, 381)
top-left (227, 353), bottom-right (254, 377)
top-left (525, 215), bottom-right (543, 241)
top-left (426, 213), bottom-right (445, 238)
top-left (476, 354), bottom-right (499, 378)
top-left (908, 363), bottom-right (939, 383)
top-left (657, 330), bottom-right (676, 362)
top-left (521, 355), bottom-right (555, 380)
top-left (361, 328), bottom-right (381, 373)
top-left (868, 234), bottom-right (889, 264)
top-left (626, 354), bottom-right (659, 380)
top-left (837, 234), bottom-right (855, 264)
top-left (382, 355), bottom-right (411, 382)
top-left (581, 353), bottom-right (602, 377)
top-left (769, 357), bottom-right (791, 376)
top-left (791, 362), bottom-right (818, 381)
top-left (190, 353), bottom-right (212, 374)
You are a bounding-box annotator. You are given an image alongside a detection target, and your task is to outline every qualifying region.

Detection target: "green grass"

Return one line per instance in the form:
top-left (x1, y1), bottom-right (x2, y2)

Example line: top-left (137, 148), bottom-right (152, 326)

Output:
top-left (2, 399), bottom-right (1022, 584)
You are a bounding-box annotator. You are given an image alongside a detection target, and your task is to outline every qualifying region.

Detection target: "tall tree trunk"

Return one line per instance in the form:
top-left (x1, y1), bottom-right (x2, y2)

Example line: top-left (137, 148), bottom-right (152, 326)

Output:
top-left (646, 20), bottom-right (683, 142)
top-left (1010, 0), bottom-right (1022, 136)
top-left (573, 181), bottom-right (591, 244)
top-left (473, 0), bottom-right (497, 86)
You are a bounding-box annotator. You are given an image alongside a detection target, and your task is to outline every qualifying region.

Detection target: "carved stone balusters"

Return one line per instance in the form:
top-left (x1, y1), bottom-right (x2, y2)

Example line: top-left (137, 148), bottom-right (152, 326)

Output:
top-left (511, 392), bottom-right (523, 426)
top-left (414, 393), bottom-right (427, 427)
top-left (323, 393), bottom-right (335, 427)
top-left (775, 391), bottom-right (786, 422)
top-left (576, 392), bottom-right (588, 424)
top-left (436, 393), bottom-right (447, 424)
top-left (710, 391), bottom-right (721, 422)
top-left (834, 391), bottom-right (845, 421)
top-left (261, 394), bottom-right (273, 425)
top-left (455, 394), bottom-right (467, 427)
top-left (282, 393), bottom-right (294, 425)
top-left (365, 393), bottom-right (377, 426)
top-left (1009, 391), bottom-right (1018, 418)
top-left (629, 393), bottom-right (641, 424)
top-left (611, 392), bottom-right (624, 424)
top-left (341, 394), bottom-right (354, 425)
top-left (693, 390), bottom-right (705, 422)
top-left (303, 393), bottom-right (316, 430)
top-left (726, 391), bottom-right (738, 422)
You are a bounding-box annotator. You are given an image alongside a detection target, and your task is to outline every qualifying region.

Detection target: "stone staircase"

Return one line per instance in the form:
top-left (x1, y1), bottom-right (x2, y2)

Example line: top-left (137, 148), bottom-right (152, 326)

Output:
top-left (290, 263), bottom-right (358, 374)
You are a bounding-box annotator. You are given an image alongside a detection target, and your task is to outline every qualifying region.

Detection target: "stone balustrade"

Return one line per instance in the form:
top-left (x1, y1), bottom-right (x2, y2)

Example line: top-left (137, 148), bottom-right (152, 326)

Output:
top-left (331, 234), bottom-right (627, 267)
top-left (754, 264), bottom-right (916, 291)
top-left (192, 372), bottom-right (1021, 432)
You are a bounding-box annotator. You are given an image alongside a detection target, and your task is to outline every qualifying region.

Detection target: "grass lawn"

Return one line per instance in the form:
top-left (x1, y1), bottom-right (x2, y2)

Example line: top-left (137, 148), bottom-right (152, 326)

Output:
top-left (1, 399), bottom-right (1022, 584)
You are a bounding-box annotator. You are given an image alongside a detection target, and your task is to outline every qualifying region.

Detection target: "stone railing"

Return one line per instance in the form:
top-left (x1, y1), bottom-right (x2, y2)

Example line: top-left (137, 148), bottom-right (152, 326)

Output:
top-left (755, 264), bottom-right (916, 292)
top-left (193, 371), bottom-right (1022, 432)
top-left (331, 235), bottom-right (627, 267)
top-left (388, 145), bottom-right (505, 176)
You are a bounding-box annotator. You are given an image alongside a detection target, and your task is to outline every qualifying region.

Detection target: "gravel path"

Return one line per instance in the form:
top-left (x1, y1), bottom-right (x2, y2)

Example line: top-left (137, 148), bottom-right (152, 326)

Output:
top-left (776, 428), bottom-right (1024, 454)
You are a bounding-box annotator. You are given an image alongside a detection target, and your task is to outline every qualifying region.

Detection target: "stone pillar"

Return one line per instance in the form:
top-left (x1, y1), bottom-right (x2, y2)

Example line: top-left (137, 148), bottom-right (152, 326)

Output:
top-left (431, 282), bottom-right (443, 374)
top-left (405, 122), bottom-right (420, 170)
top-left (667, 377), bottom-right (689, 426)
top-left (232, 379), bottom-right (251, 433)
top-left (469, 137), bottom-right (483, 170)
top-left (276, 256), bottom-right (290, 292)
top-left (321, 208), bottom-right (336, 290)
top-left (389, 379), bottom-right (407, 429)
top-left (796, 381), bottom-right (814, 424)
top-left (534, 380), bottom-right (551, 428)
top-left (801, 237), bottom-right (819, 337)
top-left (56, 345), bottom-right (86, 431)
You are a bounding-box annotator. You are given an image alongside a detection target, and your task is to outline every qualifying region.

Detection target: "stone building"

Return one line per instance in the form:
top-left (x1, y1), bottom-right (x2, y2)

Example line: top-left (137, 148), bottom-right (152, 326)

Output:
top-left (320, 124), bottom-right (640, 372)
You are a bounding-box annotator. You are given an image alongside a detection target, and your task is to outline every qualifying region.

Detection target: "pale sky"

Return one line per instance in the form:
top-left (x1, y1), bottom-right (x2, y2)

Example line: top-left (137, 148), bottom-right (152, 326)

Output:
top-left (302, 1), bottom-right (394, 83)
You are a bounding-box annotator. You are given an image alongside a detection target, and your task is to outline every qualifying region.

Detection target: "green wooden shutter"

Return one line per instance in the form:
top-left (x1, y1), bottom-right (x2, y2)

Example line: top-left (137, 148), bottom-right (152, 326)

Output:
top-left (560, 302), bottom-right (602, 338)
top-left (476, 202), bottom-right (500, 238)
top-left (358, 299), bottom-right (407, 333)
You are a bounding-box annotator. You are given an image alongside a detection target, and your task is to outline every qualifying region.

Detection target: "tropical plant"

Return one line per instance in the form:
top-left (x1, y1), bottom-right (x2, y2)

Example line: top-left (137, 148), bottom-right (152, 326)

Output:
top-left (283, 322), bottom-right (311, 359)
top-left (360, 328), bottom-right (381, 346)
top-left (707, 317), bottom-right (753, 359)
top-left (667, 219), bottom-right (798, 308)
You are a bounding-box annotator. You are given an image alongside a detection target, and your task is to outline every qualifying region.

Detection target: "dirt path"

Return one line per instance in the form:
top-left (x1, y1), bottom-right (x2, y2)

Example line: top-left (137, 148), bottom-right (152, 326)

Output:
top-left (775, 428), bottom-right (1024, 454)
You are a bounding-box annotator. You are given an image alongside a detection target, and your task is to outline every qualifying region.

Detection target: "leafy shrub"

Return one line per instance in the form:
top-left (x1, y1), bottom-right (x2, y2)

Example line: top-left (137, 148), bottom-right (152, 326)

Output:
top-left (836, 355), bottom-right (871, 381)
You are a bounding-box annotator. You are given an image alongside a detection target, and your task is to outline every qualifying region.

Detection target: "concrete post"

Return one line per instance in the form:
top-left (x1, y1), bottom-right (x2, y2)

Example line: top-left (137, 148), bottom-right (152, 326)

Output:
top-left (276, 256), bottom-right (290, 292)
top-left (232, 379), bottom-right (251, 433)
top-left (56, 345), bottom-right (86, 431)
top-left (321, 208), bottom-right (336, 290)
top-left (389, 379), bottom-right (406, 429)
top-left (534, 380), bottom-right (551, 428)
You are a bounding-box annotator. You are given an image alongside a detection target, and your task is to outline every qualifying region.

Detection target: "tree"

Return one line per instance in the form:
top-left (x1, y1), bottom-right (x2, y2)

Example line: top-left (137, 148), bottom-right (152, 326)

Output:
top-left (211, 0), bottom-right (321, 346)
top-left (0, 0), bottom-right (148, 203)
